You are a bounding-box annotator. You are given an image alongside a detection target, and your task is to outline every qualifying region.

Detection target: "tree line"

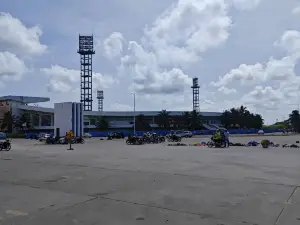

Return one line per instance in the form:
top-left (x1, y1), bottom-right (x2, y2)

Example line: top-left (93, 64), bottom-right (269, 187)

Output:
top-left (220, 105), bottom-right (264, 129)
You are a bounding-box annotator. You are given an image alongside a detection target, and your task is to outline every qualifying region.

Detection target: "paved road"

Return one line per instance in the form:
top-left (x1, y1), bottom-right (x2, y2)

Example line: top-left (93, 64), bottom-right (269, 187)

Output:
top-left (0, 136), bottom-right (300, 224)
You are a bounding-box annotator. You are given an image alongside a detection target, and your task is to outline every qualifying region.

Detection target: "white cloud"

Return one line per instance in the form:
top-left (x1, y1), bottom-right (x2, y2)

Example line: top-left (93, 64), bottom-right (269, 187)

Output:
top-left (116, 0), bottom-right (237, 95)
top-left (0, 51), bottom-right (27, 81)
top-left (241, 86), bottom-right (285, 110)
top-left (292, 6), bottom-right (300, 15)
top-left (218, 86), bottom-right (237, 94)
top-left (102, 32), bottom-right (125, 59)
top-left (41, 65), bottom-right (118, 93)
top-left (275, 30), bottom-right (300, 54)
top-left (212, 30), bottom-right (300, 88)
top-left (0, 12), bottom-right (47, 55)
top-left (229, 0), bottom-right (263, 10)
top-left (108, 103), bottom-right (133, 111)
top-left (143, 0), bottom-right (232, 67)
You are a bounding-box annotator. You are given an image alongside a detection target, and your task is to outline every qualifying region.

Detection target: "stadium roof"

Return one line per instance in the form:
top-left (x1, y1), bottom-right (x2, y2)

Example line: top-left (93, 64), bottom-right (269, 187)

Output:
top-left (18, 105), bottom-right (222, 117)
top-left (0, 95), bottom-right (50, 104)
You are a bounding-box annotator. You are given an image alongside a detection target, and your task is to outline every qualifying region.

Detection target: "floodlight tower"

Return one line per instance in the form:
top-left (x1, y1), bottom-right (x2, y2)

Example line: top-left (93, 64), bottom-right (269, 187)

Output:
top-left (77, 35), bottom-right (95, 111)
top-left (97, 90), bottom-right (104, 112)
top-left (191, 78), bottom-right (200, 112)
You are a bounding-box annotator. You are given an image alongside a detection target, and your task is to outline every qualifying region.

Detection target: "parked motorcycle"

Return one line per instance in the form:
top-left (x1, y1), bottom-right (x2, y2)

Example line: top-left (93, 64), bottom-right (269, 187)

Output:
top-left (126, 135), bottom-right (143, 145)
top-left (166, 134), bottom-right (182, 142)
top-left (207, 140), bottom-right (226, 148)
top-left (76, 137), bottom-right (85, 144)
top-left (0, 139), bottom-right (11, 151)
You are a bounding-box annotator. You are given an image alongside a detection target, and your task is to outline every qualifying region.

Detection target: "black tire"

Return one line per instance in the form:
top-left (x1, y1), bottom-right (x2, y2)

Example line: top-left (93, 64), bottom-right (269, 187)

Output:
top-left (207, 142), bottom-right (214, 148)
top-left (81, 139), bottom-right (85, 144)
top-left (177, 137), bottom-right (182, 142)
top-left (6, 144), bottom-right (11, 151)
top-left (126, 140), bottom-right (131, 145)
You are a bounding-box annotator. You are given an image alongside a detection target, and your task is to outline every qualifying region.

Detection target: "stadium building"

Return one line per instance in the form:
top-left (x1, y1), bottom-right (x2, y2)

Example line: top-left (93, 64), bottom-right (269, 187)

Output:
top-left (0, 95), bottom-right (222, 132)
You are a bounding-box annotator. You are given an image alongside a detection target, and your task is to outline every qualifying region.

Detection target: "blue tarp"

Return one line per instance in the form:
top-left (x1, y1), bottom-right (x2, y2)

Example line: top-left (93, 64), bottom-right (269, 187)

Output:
top-left (25, 128), bottom-right (282, 139)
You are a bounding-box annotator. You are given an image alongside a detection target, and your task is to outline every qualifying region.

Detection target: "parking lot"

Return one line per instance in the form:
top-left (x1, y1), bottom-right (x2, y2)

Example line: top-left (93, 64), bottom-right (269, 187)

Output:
top-left (1, 135), bottom-right (300, 224)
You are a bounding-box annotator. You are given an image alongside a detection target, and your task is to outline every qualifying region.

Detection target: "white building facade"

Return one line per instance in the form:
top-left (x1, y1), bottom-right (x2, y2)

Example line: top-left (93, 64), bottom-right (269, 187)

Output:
top-left (54, 102), bottom-right (83, 137)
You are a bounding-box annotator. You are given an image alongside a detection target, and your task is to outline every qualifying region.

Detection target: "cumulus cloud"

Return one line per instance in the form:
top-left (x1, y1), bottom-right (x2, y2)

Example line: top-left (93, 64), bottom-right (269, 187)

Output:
top-left (292, 6), bottom-right (300, 15)
top-left (0, 51), bottom-right (27, 81)
top-left (0, 12), bottom-right (47, 55)
top-left (218, 86), bottom-right (237, 94)
top-left (115, 0), bottom-right (238, 95)
top-left (41, 65), bottom-right (118, 93)
top-left (102, 32), bottom-right (125, 59)
top-left (212, 30), bottom-right (300, 88)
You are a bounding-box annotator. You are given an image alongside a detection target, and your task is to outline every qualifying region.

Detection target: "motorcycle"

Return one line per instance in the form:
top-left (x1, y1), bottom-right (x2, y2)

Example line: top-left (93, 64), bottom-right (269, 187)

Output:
top-left (207, 139), bottom-right (226, 148)
top-left (126, 136), bottom-right (144, 145)
top-left (76, 137), bottom-right (85, 144)
top-left (0, 139), bottom-right (11, 151)
top-left (166, 134), bottom-right (182, 142)
top-left (158, 135), bottom-right (165, 143)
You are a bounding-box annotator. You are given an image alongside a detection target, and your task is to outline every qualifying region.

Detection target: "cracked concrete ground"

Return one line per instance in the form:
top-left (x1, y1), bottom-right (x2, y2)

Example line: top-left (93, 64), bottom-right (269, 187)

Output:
top-left (0, 135), bottom-right (300, 224)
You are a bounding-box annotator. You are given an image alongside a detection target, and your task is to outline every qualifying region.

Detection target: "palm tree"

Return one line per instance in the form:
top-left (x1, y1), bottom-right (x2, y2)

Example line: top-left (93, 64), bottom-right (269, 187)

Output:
top-left (156, 110), bottom-right (170, 129)
top-left (135, 114), bottom-right (151, 131)
top-left (190, 110), bottom-right (202, 130)
top-left (16, 112), bottom-right (32, 130)
top-left (1, 111), bottom-right (16, 133)
top-left (96, 117), bottom-right (109, 130)
top-left (182, 111), bottom-right (191, 128)
top-left (221, 110), bottom-right (231, 128)
top-left (289, 110), bottom-right (300, 132)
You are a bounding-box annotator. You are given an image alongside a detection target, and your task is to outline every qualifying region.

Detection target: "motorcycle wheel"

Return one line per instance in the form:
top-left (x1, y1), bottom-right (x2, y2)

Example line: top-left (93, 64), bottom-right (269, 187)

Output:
top-left (207, 142), bottom-right (214, 148)
top-left (177, 137), bottom-right (182, 142)
top-left (126, 140), bottom-right (131, 145)
top-left (81, 139), bottom-right (85, 144)
top-left (6, 144), bottom-right (11, 151)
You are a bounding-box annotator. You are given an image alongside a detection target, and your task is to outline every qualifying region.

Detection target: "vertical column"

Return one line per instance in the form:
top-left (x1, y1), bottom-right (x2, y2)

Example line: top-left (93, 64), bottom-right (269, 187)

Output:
top-left (38, 113), bottom-right (42, 127)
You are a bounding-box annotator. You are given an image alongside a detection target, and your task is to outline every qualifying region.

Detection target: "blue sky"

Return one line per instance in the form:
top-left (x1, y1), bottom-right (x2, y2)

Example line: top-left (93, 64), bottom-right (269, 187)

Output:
top-left (0, 0), bottom-right (300, 124)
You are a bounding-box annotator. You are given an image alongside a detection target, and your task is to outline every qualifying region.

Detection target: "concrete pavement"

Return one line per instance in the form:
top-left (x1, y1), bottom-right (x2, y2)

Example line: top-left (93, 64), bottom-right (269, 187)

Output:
top-left (0, 136), bottom-right (300, 224)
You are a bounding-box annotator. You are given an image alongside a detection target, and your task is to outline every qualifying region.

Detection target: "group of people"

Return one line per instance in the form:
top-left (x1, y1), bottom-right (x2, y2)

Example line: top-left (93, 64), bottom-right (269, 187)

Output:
top-left (211, 129), bottom-right (230, 147)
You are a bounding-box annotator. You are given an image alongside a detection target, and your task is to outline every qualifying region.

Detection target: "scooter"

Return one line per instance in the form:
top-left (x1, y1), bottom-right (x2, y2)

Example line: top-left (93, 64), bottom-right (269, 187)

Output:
top-left (0, 139), bottom-right (11, 151)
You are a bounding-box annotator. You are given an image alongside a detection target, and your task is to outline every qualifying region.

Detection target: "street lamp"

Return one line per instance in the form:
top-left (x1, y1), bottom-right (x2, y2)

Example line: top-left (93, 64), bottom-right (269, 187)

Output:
top-left (131, 92), bottom-right (136, 134)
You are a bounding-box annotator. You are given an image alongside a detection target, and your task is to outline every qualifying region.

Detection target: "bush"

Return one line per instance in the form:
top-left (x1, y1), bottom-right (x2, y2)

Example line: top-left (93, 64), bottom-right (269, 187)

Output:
top-left (7, 133), bottom-right (26, 138)
top-left (261, 139), bottom-right (270, 147)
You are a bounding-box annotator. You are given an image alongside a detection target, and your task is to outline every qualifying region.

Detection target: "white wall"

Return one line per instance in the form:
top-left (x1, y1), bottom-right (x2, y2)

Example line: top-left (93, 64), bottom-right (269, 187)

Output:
top-left (54, 102), bottom-right (83, 137)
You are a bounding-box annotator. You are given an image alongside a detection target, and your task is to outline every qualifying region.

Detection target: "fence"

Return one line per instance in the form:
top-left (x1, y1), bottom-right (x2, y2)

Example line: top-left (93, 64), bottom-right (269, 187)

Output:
top-left (25, 128), bottom-right (282, 139)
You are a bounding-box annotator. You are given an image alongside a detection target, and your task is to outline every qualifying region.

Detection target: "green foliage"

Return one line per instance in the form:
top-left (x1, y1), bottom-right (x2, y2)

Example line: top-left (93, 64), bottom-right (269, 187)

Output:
top-left (15, 112), bottom-right (32, 130)
top-left (135, 114), bottom-right (152, 131)
top-left (261, 139), bottom-right (270, 147)
top-left (289, 110), bottom-right (300, 132)
top-left (95, 117), bottom-right (109, 130)
top-left (221, 105), bottom-right (263, 129)
top-left (156, 110), bottom-right (170, 129)
top-left (1, 111), bottom-right (17, 133)
top-left (156, 110), bottom-right (202, 130)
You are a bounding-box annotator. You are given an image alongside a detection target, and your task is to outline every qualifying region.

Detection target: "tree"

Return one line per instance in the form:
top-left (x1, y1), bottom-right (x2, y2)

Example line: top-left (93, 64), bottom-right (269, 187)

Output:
top-left (156, 110), bottom-right (170, 129)
top-left (135, 114), bottom-right (151, 131)
top-left (190, 110), bottom-right (202, 130)
top-left (288, 110), bottom-right (300, 132)
top-left (221, 105), bottom-right (263, 129)
top-left (1, 111), bottom-right (16, 133)
top-left (182, 111), bottom-right (191, 128)
top-left (96, 117), bottom-right (109, 130)
top-left (16, 112), bottom-right (32, 130)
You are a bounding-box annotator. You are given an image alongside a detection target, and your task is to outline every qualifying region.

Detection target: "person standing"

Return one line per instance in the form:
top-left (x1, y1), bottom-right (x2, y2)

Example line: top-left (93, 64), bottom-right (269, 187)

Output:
top-left (224, 130), bottom-right (230, 147)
